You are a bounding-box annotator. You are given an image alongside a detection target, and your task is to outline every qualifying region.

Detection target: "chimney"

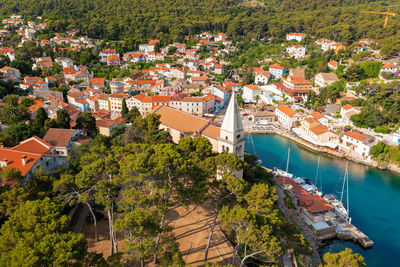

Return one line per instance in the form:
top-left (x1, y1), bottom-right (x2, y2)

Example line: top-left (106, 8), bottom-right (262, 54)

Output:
top-left (0, 143), bottom-right (3, 149)
top-left (21, 155), bottom-right (27, 166)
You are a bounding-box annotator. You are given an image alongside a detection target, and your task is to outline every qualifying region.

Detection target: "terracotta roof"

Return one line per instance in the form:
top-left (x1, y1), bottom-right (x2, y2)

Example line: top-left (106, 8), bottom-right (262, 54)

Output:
top-left (245, 85), bottom-right (260, 91)
top-left (64, 67), bottom-right (76, 75)
top-left (298, 195), bottom-right (334, 214)
top-left (90, 78), bottom-right (105, 85)
top-left (310, 111), bottom-right (323, 120)
top-left (96, 119), bottom-right (116, 128)
top-left (0, 149), bottom-right (42, 176)
top-left (309, 124), bottom-right (329, 136)
top-left (328, 61), bottom-right (338, 67)
top-left (342, 104), bottom-right (353, 110)
top-left (152, 105), bottom-right (211, 136)
top-left (270, 63), bottom-right (284, 70)
top-left (317, 73), bottom-right (338, 81)
top-left (135, 80), bottom-right (156, 85)
top-left (102, 49), bottom-right (116, 53)
top-left (108, 93), bottom-right (127, 99)
top-left (11, 136), bottom-right (52, 154)
top-left (344, 131), bottom-right (369, 142)
top-left (383, 64), bottom-right (396, 68)
top-left (191, 76), bottom-right (208, 81)
top-left (201, 124), bottom-right (220, 140)
top-left (75, 99), bottom-right (88, 105)
top-left (305, 117), bottom-right (317, 123)
top-left (106, 54), bottom-right (120, 61)
top-left (43, 129), bottom-right (76, 147)
top-left (275, 177), bottom-right (310, 197)
top-left (277, 105), bottom-right (296, 117)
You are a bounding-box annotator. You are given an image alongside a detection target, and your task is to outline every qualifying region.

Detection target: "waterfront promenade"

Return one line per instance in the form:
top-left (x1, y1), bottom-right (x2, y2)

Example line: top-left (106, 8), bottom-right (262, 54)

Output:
top-left (243, 118), bottom-right (400, 175)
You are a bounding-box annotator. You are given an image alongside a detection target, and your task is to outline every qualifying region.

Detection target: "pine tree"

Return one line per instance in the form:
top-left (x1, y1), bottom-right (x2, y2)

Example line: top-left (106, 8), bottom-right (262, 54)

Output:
top-left (121, 98), bottom-right (128, 118)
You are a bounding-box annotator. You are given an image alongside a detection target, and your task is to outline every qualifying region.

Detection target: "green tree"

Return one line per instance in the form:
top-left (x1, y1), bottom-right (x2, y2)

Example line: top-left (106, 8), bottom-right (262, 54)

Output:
top-left (0, 198), bottom-right (87, 266)
top-left (204, 153), bottom-right (246, 263)
top-left (219, 204), bottom-right (282, 266)
top-left (0, 187), bottom-right (29, 216)
top-left (76, 111), bottom-right (98, 138)
top-left (121, 98), bottom-right (128, 118)
top-left (32, 107), bottom-right (49, 136)
top-left (54, 173), bottom-right (99, 241)
top-left (115, 208), bottom-right (160, 267)
top-left (125, 106), bottom-right (141, 123)
top-left (19, 98), bottom-right (34, 109)
top-left (345, 64), bottom-right (363, 82)
top-left (56, 109), bottom-right (71, 129)
top-left (320, 248), bottom-right (366, 267)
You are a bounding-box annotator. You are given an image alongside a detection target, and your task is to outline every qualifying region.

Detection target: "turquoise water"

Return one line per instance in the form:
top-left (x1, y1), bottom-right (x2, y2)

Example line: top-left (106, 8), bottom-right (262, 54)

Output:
top-left (249, 134), bottom-right (400, 266)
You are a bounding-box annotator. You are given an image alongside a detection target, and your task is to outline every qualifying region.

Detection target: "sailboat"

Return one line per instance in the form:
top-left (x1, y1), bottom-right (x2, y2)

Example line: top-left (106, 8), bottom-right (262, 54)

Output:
top-left (324, 161), bottom-right (350, 221)
top-left (273, 148), bottom-right (294, 178)
top-left (245, 134), bottom-right (262, 164)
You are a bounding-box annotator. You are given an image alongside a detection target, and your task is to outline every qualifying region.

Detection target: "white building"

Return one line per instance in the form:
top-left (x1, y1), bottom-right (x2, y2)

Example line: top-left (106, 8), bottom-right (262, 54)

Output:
top-left (314, 73), bottom-right (339, 88)
top-left (275, 105), bottom-right (301, 129)
top-left (340, 104), bottom-right (360, 125)
top-left (340, 131), bottom-right (375, 158)
top-left (286, 33), bottom-right (306, 42)
top-left (286, 45), bottom-right (306, 59)
top-left (254, 69), bottom-right (270, 85)
top-left (242, 84), bottom-right (262, 103)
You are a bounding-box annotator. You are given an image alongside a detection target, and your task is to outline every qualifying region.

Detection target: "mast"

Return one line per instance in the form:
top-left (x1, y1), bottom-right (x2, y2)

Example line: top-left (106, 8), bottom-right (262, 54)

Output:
top-left (340, 161), bottom-right (348, 204)
top-left (315, 156), bottom-right (320, 185)
top-left (286, 148), bottom-right (290, 173)
top-left (346, 161), bottom-right (349, 219)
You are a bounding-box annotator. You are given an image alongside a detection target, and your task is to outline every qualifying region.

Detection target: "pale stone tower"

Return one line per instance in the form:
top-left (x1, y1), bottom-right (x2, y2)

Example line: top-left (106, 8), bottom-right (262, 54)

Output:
top-left (218, 92), bottom-right (245, 178)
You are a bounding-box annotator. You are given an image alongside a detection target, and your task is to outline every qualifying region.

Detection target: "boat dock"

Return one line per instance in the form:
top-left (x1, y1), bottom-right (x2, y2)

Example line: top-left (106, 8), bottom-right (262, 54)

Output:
top-left (335, 218), bottom-right (374, 249)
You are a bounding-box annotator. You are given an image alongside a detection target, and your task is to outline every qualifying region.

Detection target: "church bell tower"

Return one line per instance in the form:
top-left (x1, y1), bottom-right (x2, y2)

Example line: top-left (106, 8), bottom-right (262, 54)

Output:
top-left (218, 92), bottom-right (245, 178)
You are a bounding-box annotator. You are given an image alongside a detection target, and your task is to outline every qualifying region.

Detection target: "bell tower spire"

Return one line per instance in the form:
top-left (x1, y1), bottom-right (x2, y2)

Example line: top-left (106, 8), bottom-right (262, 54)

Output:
top-left (218, 92), bottom-right (245, 178)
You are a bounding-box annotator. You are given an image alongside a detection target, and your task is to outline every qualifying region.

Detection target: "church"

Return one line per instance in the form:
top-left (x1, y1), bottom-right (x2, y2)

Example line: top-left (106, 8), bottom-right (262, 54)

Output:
top-left (152, 92), bottom-right (245, 177)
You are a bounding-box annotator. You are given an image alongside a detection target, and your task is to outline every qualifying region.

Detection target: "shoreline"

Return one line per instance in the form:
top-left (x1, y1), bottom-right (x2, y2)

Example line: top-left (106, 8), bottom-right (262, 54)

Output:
top-left (246, 129), bottom-right (400, 176)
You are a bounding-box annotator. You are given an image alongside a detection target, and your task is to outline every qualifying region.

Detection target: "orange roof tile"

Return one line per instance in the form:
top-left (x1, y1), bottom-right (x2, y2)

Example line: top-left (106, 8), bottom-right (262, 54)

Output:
top-left (10, 136), bottom-right (52, 154)
top-left (309, 124), bottom-right (328, 136)
top-left (277, 105), bottom-right (296, 117)
top-left (298, 195), bottom-right (334, 214)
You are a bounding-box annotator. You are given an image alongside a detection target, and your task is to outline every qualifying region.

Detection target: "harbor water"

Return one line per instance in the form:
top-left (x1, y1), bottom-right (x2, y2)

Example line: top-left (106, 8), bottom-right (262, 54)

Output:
top-left (249, 134), bottom-right (400, 266)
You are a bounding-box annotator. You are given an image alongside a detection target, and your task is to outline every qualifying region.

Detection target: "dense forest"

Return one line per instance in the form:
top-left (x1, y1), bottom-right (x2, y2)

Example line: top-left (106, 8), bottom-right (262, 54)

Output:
top-left (0, 0), bottom-right (399, 47)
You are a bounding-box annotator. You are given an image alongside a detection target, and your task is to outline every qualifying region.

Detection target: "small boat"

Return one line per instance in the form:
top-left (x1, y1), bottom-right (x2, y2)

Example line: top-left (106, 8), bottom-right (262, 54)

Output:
top-left (324, 194), bottom-right (348, 219)
top-left (324, 162), bottom-right (350, 221)
top-left (273, 148), bottom-right (294, 178)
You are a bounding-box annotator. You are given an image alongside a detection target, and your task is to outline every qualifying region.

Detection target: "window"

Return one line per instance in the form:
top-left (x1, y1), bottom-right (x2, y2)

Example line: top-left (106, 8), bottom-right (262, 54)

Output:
top-left (237, 134), bottom-right (241, 139)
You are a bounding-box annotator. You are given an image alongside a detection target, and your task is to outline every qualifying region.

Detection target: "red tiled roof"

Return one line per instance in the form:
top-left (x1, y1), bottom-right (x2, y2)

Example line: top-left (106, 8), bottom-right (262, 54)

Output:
top-left (277, 105), bottom-right (296, 117)
top-left (298, 195), bottom-right (334, 214)
top-left (44, 129), bottom-right (77, 147)
top-left (270, 63), bottom-right (284, 70)
top-left (310, 111), bottom-right (323, 120)
top-left (90, 78), bottom-right (105, 85)
top-left (275, 177), bottom-right (310, 197)
top-left (245, 84), bottom-right (260, 91)
top-left (11, 136), bottom-right (52, 154)
top-left (344, 131), bottom-right (369, 142)
top-left (342, 104), bottom-right (353, 110)
top-left (0, 149), bottom-right (42, 176)
top-left (309, 124), bottom-right (328, 136)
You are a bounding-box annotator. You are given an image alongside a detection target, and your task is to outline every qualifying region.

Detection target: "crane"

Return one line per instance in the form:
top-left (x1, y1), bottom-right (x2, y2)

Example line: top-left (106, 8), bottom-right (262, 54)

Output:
top-left (360, 9), bottom-right (396, 27)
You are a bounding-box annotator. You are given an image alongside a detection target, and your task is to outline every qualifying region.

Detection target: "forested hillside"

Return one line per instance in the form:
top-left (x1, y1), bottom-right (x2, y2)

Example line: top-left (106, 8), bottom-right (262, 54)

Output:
top-left (0, 0), bottom-right (399, 47)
